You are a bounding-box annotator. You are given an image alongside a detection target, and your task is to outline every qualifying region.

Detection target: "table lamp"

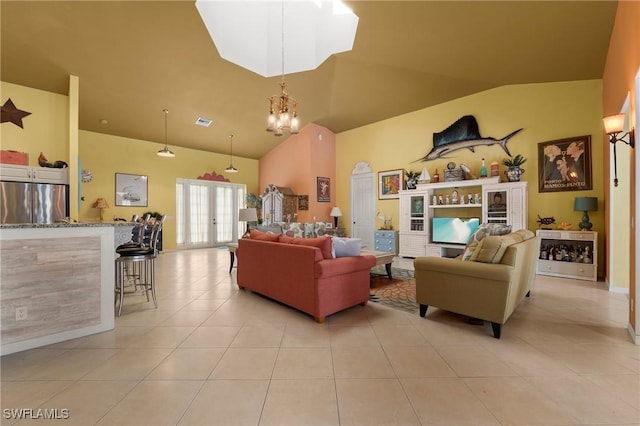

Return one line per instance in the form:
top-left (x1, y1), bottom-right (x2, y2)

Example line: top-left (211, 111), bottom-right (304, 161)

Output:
top-left (239, 208), bottom-right (258, 238)
top-left (574, 197), bottom-right (597, 231)
top-left (330, 206), bottom-right (342, 228)
top-left (93, 198), bottom-right (110, 221)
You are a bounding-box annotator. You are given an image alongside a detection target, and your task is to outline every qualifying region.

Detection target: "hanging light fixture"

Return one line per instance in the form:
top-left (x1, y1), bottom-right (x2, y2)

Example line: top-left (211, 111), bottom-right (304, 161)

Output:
top-left (224, 134), bottom-right (238, 173)
top-left (157, 109), bottom-right (175, 158)
top-left (266, 1), bottom-right (299, 136)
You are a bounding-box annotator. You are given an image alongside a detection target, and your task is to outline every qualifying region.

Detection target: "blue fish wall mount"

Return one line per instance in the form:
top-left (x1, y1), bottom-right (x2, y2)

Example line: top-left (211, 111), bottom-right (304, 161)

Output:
top-left (417, 115), bottom-right (522, 161)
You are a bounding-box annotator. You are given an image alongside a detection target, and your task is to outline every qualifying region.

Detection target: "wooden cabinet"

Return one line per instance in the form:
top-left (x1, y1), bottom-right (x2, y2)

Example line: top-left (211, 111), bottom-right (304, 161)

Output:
top-left (399, 177), bottom-right (528, 258)
top-left (374, 230), bottom-right (398, 254)
top-left (536, 230), bottom-right (597, 281)
top-left (0, 164), bottom-right (69, 184)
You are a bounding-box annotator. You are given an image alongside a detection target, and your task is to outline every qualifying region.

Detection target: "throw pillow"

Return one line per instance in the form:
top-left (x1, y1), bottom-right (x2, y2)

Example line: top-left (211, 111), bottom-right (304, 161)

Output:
top-left (469, 235), bottom-right (511, 263)
top-left (282, 222), bottom-right (304, 238)
top-left (461, 223), bottom-right (512, 261)
top-left (249, 229), bottom-right (280, 242)
top-left (279, 235), bottom-right (334, 259)
top-left (332, 237), bottom-right (362, 257)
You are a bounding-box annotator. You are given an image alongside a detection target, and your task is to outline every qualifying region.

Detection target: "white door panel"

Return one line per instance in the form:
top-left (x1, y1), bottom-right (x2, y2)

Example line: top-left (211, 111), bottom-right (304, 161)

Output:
top-left (350, 173), bottom-right (375, 249)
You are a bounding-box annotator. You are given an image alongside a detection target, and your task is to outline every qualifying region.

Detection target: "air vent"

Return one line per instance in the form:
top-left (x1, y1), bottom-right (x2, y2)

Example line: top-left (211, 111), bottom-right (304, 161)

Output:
top-left (195, 117), bottom-right (213, 127)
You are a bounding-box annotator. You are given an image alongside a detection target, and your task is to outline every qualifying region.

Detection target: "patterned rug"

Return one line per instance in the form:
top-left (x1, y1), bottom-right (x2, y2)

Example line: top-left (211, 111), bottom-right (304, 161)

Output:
top-left (369, 267), bottom-right (418, 314)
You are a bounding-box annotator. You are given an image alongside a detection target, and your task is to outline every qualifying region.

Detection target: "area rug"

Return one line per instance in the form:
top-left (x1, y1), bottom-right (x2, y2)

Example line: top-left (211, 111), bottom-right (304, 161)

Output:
top-left (369, 267), bottom-right (418, 314)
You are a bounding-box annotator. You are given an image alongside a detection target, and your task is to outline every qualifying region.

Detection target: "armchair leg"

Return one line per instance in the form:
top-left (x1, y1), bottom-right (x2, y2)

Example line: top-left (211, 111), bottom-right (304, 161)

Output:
top-left (526, 290), bottom-right (531, 297)
top-left (491, 322), bottom-right (502, 339)
top-left (419, 304), bottom-right (428, 317)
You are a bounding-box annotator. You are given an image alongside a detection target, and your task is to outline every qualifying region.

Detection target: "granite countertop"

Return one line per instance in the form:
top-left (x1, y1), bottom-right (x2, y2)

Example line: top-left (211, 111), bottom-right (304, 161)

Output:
top-left (0, 222), bottom-right (135, 229)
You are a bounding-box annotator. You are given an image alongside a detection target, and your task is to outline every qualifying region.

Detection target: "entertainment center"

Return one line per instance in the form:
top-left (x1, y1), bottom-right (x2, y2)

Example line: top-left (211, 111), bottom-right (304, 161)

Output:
top-left (398, 177), bottom-right (528, 258)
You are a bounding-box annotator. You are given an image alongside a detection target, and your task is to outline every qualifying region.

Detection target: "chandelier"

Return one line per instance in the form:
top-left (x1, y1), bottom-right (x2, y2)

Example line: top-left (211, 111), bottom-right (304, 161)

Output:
top-left (266, 1), bottom-right (299, 137)
top-left (267, 81), bottom-right (299, 136)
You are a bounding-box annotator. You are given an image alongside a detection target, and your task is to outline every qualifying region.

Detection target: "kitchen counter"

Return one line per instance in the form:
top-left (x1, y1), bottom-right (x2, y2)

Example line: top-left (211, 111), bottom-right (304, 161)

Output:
top-left (0, 223), bottom-right (132, 355)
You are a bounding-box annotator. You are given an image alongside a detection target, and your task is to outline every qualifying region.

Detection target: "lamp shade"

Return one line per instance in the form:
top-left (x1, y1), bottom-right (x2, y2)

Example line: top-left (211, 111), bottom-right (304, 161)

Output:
top-left (574, 197), bottom-right (597, 212)
top-left (330, 206), bottom-right (343, 217)
top-left (239, 208), bottom-right (258, 222)
top-left (603, 113), bottom-right (625, 134)
top-left (93, 198), bottom-right (109, 209)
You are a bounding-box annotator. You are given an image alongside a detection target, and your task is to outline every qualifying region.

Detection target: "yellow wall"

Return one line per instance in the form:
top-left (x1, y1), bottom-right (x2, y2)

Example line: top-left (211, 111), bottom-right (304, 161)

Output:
top-left (79, 131), bottom-right (259, 250)
top-left (1, 81), bottom-right (260, 251)
top-left (337, 80), bottom-right (605, 277)
top-left (0, 81), bottom-right (68, 164)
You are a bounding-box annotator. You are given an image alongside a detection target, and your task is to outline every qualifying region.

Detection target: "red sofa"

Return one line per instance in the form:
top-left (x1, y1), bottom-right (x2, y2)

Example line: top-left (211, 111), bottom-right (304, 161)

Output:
top-left (236, 238), bottom-right (375, 323)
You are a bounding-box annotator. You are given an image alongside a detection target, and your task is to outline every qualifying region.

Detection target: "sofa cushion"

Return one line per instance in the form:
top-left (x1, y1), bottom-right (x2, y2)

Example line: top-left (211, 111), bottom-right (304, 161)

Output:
top-left (249, 229), bottom-right (281, 241)
top-left (279, 235), bottom-right (333, 259)
top-left (332, 237), bottom-right (362, 257)
top-left (282, 222), bottom-right (305, 238)
top-left (469, 230), bottom-right (535, 263)
top-left (462, 223), bottom-right (512, 261)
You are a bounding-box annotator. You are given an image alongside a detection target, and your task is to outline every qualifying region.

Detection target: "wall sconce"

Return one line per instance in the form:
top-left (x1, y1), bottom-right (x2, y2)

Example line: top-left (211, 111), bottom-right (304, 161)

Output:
top-left (603, 113), bottom-right (635, 187)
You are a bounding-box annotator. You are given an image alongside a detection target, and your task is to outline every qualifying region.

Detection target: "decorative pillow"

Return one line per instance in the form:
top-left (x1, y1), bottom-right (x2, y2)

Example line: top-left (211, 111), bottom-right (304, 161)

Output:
top-left (304, 223), bottom-right (315, 238)
top-left (256, 225), bottom-right (283, 234)
top-left (461, 223), bottom-right (512, 261)
top-left (282, 222), bottom-right (304, 238)
top-left (332, 237), bottom-right (362, 258)
top-left (279, 235), bottom-right (333, 259)
top-left (314, 222), bottom-right (327, 237)
top-left (249, 229), bottom-right (280, 242)
top-left (469, 236), bottom-right (511, 263)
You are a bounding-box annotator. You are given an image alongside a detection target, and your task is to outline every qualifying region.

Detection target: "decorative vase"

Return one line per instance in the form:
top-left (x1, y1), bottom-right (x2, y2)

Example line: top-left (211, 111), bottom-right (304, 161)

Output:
top-left (505, 166), bottom-right (524, 182)
top-left (406, 178), bottom-right (417, 189)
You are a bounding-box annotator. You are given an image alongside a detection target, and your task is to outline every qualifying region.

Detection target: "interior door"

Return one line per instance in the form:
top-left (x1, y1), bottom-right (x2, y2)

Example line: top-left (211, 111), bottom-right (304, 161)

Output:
top-left (350, 172), bottom-right (376, 249)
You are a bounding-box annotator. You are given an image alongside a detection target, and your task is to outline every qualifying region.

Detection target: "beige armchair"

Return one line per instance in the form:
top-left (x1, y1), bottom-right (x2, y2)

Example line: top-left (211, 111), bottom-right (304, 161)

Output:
top-left (414, 230), bottom-right (540, 338)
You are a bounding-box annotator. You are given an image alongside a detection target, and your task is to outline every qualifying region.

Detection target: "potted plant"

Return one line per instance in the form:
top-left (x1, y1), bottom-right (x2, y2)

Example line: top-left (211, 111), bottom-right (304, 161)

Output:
top-left (502, 154), bottom-right (527, 182)
top-left (405, 170), bottom-right (421, 189)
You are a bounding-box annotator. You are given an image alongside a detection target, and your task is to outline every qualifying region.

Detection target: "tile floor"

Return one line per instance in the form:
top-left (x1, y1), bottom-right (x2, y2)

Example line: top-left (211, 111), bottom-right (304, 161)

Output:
top-left (1, 248), bottom-right (639, 426)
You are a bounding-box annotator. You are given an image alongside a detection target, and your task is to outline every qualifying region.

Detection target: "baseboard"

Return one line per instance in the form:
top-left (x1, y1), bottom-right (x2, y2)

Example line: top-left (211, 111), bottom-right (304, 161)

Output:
top-left (627, 323), bottom-right (640, 345)
top-left (609, 285), bottom-right (630, 295)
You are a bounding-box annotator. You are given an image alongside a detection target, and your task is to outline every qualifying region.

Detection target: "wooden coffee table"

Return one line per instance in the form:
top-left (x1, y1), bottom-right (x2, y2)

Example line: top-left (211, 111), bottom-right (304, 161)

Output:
top-left (361, 250), bottom-right (395, 280)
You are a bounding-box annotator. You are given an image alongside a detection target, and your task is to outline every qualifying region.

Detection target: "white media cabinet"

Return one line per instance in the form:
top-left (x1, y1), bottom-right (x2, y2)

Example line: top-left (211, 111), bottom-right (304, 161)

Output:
top-left (398, 177), bottom-right (528, 258)
top-left (536, 229), bottom-right (597, 281)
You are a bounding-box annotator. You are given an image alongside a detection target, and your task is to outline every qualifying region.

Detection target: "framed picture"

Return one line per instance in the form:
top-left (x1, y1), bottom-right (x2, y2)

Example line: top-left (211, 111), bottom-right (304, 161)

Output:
top-left (298, 195), bottom-right (309, 210)
top-left (317, 177), bottom-right (330, 202)
top-left (325, 222), bottom-right (333, 229)
top-left (115, 173), bottom-right (148, 206)
top-left (378, 169), bottom-right (404, 199)
top-left (538, 135), bottom-right (592, 193)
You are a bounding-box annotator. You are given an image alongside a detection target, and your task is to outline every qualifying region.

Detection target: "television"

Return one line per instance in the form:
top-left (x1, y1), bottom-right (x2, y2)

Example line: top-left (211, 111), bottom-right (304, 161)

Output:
top-left (431, 217), bottom-right (480, 245)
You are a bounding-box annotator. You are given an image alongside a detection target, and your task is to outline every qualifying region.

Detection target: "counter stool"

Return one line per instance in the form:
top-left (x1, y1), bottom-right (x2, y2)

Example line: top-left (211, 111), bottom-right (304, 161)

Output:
top-left (114, 215), bottom-right (165, 316)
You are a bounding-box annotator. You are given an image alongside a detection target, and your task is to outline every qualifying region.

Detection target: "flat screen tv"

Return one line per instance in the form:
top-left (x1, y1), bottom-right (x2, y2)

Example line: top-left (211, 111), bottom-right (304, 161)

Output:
top-left (431, 217), bottom-right (480, 245)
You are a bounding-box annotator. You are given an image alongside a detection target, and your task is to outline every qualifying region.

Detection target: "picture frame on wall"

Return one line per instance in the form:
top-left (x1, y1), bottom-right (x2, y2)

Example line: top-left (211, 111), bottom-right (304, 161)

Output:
top-left (115, 173), bottom-right (148, 206)
top-left (378, 169), bottom-right (404, 199)
top-left (538, 135), bottom-right (592, 193)
top-left (298, 195), bottom-right (309, 210)
top-left (317, 177), bottom-right (330, 202)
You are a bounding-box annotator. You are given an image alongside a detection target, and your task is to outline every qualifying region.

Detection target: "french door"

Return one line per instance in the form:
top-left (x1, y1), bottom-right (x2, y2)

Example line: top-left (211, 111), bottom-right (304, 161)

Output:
top-left (176, 179), bottom-right (245, 249)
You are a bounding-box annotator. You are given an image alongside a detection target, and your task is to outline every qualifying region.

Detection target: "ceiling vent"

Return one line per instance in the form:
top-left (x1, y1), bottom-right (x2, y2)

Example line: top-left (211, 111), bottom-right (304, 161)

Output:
top-left (195, 117), bottom-right (213, 127)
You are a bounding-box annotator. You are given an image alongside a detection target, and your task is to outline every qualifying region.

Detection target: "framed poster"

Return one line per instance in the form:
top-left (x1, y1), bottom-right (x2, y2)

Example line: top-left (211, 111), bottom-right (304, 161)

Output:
top-left (378, 169), bottom-right (404, 199)
top-left (538, 135), bottom-right (592, 192)
top-left (317, 177), bottom-right (330, 202)
top-left (115, 173), bottom-right (148, 206)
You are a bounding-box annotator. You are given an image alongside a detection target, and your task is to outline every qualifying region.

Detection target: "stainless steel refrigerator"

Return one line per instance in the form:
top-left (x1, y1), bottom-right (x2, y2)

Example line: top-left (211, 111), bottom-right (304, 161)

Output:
top-left (0, 181), bottom-right (69, 224)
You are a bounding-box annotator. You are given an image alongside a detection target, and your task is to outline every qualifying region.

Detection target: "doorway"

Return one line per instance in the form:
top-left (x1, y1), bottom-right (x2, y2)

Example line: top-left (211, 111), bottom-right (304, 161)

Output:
top-left (350, 162), bottom-right (376, 249)
top-left (176, 179), bottom-right (245, 249)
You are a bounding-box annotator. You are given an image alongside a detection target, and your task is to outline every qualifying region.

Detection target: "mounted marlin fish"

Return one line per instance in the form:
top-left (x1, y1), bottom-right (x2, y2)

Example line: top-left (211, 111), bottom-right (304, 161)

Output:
top-left (417, 115), bottom-right (522, 161)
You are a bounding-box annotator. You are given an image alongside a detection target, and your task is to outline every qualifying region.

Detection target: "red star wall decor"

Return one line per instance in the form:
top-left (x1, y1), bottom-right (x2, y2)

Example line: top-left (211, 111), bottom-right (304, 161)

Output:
top-left (1, 98), bottom-right (32, 128)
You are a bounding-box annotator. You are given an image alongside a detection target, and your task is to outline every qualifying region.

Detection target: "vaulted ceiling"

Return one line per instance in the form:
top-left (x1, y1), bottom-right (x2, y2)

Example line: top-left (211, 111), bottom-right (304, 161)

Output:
top-left (1, 1), bottom-right (617, 159)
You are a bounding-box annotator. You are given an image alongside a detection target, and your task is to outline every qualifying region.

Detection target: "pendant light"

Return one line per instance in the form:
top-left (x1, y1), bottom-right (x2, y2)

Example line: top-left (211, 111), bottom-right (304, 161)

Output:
top-left (224, 134), bottom-right (238, 173)
top-left (157, 109), bottom-right (175, 158)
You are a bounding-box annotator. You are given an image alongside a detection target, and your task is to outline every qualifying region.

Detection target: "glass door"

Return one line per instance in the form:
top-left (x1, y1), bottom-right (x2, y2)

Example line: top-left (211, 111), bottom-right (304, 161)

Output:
top-left (486, 189), bottom-right (508, 224)
top-left (410, 195), bottom-right (425, 231)
top-left (176, 179), bottom-right (245, 249)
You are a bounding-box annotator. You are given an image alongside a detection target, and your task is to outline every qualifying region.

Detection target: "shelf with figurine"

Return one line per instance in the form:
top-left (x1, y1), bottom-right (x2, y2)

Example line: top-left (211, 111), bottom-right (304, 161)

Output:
top-left (535, 229), bottom-right (597, 281)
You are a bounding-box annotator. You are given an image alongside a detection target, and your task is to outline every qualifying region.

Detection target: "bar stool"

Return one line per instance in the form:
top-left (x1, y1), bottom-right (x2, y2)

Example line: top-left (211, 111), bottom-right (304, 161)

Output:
top-left (114, 215), bottom-right (165, 316)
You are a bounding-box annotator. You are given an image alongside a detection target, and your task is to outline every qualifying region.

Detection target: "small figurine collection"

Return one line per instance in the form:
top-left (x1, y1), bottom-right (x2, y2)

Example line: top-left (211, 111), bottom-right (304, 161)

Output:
top-left (540, 242), bottom-right (592, 264)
